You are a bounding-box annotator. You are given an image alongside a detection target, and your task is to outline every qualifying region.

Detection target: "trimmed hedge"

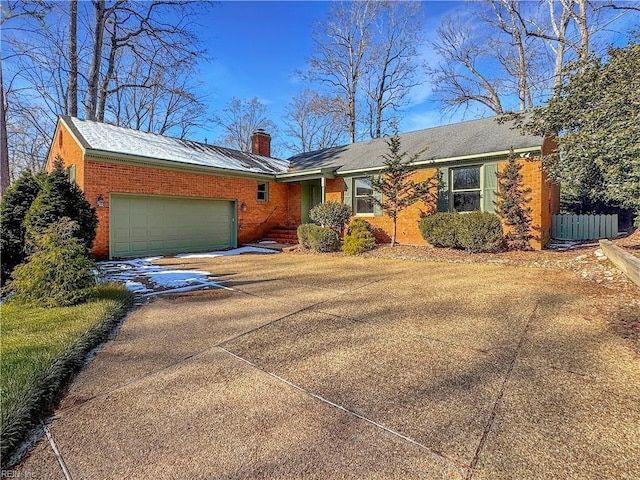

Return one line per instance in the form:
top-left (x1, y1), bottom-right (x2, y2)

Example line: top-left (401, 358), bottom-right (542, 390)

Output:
top-left (342, 219), bottom-right (376, 255)
top-left (419, 212), bottom-right (503, 253)
top-left (418, 212), bottom-right (460, 248)
top-left (457, 212), bottom-right (504, 253)
top-left (297, 224), bottom-right (340, 252)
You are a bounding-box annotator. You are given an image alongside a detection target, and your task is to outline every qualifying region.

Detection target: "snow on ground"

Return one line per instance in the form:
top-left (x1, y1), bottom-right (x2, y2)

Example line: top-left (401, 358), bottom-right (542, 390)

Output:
top-left (176, 246), bottom-right (277, 258)
top-left (99, 247), bottom-right (277, 296)
top-left (99, 257), bottom-right (231, 296)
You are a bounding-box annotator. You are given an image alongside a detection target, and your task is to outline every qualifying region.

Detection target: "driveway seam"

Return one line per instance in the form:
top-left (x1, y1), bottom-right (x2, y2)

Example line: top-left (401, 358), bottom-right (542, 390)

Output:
top-left (218, 346), bottom-right (472, 476)
top-left (43, 423), bottom-right (73, 480)
top-left (466, 301), bottom-right (540, 479)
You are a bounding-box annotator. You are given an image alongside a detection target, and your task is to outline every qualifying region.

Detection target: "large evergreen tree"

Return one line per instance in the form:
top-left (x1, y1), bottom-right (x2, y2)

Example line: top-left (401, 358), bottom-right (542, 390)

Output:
top-left (0, 170), bottom-right (44, 285)
top-left (24, 157), bottom-right (97, 253)
top-left (495, 148), bottom-right (533, 250)
top-left (370, 134), bottom-right (436, 246)
top-left (525, 41), bottom-right (640, 224)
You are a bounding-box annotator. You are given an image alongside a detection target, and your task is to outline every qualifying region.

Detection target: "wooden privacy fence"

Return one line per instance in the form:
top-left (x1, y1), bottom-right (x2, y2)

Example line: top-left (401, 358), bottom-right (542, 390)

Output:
top-left (552, 214), bottom-right (618, 240)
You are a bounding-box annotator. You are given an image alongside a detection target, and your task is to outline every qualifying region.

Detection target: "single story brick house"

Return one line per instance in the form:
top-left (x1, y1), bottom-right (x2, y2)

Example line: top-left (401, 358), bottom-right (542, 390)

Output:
top-left (46, 115), bottom-right (559, 259)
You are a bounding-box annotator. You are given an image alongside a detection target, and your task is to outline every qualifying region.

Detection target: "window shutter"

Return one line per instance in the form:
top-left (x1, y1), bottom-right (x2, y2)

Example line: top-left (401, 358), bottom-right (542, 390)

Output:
top-left (436, 167), bottom-right (449, 212)
top-left (372, 175), bottom-right (383, 216)
top-left (343, 177), bottom-right (353, 210)
top-left (482, 163), bottom-right (498, 213)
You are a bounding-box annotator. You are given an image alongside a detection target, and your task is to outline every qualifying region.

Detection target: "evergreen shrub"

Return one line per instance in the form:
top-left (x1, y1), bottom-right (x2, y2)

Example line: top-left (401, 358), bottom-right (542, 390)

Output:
top-left (418, 213), bottom-right (460, 248)
top-left (0, 171), bottom-right (44, 285)
top-left (419, 212), bottom-right (503, 253)
top-left (24, 158), bottom-right (97, 254)
top-left (297, 223), bottom-right (315, 249)
top-left (342, 219), bottom-right (375, 255)
top-left (308, 226), bottom-right (340, 253)
top-left (6, 218), bottom-right (97, 307)
top-left (456, 212), bottom-right (504, 253)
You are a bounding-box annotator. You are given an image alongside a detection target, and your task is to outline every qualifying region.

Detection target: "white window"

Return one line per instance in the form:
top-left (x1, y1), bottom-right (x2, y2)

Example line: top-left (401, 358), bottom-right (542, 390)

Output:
top-left (354, 177), bottom-right (374, 215)
top-left (451, 166), bottom-right (481, 212)
top-left (257, 182), bottom-right (268, 202)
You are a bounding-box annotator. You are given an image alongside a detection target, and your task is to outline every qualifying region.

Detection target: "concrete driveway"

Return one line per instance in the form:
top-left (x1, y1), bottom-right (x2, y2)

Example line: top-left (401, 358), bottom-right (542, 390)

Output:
top-left (18, 254), bottom-right (640, 479)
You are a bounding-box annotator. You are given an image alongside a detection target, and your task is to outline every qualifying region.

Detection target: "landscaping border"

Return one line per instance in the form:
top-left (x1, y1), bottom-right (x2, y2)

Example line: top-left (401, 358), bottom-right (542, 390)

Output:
top-left (1, 290), bottom-right (133, 469)
top-left (599, 239), bottom-right (640, 288)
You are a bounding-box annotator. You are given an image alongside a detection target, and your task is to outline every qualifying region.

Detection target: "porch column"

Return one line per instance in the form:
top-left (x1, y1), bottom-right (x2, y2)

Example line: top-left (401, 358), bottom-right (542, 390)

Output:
top-left (321, 176), bottom-right (326, 203)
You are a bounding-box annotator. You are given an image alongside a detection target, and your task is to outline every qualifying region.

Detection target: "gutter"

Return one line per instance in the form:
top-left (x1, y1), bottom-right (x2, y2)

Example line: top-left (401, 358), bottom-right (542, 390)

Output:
top-left (336, 146), bottom-right (542, 176)
top-left (275, 167), bottom-right (337, 182)
top-left (86, 149), bottom-right (279, 181)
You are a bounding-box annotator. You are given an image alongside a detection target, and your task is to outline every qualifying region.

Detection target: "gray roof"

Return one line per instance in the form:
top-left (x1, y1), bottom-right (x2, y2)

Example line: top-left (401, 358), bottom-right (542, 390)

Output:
top-left (287, 115), bottom-right (543, 173)
top-left (60, 116), bottom-right (290, 175)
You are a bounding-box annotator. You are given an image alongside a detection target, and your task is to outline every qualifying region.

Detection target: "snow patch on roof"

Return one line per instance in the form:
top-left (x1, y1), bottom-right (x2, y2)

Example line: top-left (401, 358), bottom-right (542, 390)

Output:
top-left (65, 117), bottom-right (289, 174)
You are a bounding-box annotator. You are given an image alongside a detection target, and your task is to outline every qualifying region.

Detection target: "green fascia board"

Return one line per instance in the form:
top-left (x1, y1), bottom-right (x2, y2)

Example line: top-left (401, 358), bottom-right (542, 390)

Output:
top-left (275, 168), bottom-right (336, 182)
top-left (335, 146), bottom-right (542, 176)
top-left (86, 150), bottom-right (278, 181)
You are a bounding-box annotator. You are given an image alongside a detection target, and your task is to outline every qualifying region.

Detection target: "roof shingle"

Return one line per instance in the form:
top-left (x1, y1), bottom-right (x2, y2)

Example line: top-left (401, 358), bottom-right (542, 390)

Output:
top-left (287, 115), bottom-right (543, 173)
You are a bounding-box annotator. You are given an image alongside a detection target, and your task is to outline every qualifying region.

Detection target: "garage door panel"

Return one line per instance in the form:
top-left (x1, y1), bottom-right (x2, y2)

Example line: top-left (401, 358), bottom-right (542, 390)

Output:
top-left (110, 195), bottom-right (235, 258)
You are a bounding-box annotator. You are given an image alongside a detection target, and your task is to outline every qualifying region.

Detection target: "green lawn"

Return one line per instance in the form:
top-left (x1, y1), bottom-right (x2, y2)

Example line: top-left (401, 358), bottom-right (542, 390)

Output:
top-left (0, 284), bottom-right (133, 466)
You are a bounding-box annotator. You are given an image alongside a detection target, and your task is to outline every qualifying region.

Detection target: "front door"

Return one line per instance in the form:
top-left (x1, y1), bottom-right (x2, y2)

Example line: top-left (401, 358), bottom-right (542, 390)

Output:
top-left (301, 180), bottom-right (322, 223)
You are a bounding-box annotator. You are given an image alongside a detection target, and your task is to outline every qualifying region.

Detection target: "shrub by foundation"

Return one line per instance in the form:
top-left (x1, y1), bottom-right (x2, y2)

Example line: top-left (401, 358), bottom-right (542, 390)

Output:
top-left (418, 213), bottom-right (460, 248)
top-left (456, 212), bottom-right (504, 253)
top-left (419, 212), bottom-right (503, 253)
top-left (342, 219), bottom-right (376, 255)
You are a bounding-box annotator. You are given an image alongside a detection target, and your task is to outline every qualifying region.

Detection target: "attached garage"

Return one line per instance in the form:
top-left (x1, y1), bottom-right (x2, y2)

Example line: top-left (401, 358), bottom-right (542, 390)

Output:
top-left (109, 194), bottom-right (236, 258)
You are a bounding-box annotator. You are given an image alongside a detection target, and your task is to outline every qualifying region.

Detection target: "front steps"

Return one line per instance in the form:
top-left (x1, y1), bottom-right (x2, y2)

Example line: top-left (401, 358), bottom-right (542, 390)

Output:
top-left (260, 227), bottom-right (299, 245)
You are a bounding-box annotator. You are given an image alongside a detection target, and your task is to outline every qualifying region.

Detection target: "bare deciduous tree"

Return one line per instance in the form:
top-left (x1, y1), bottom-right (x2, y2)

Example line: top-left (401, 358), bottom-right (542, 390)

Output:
top-left (283, 89), bottom-right (345, 154)
top-left (1, 0), bottom-right (50, 193)
top-left (427, 0), bottom-right (640, 114)
top-left (427, 15), bottom-right (505, 115)
top-left (215, 97), bottom-right (278, 153)
top-left (365, 1), bottom-right (423, 138)
top-left (306, 0), bottom-right (377, 143)
top-left (3, 0), bottom-right (210, 181)
top-left (305, 0), bottom-right (424, 142)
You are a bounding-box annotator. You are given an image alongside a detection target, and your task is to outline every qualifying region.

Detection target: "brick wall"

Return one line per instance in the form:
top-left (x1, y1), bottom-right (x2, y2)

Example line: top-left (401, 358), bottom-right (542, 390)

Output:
top-left (83, 160), bottom-right (294, 258)
top-left (46, 122), bottom-right (86, 187)
top-left (327, 161), bottom-right (559, 250)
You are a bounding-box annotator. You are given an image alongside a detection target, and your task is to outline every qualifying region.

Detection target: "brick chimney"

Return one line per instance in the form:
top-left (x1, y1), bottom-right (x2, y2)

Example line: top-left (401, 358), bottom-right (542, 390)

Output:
top-left (251, 129), bottom-right (271, 157)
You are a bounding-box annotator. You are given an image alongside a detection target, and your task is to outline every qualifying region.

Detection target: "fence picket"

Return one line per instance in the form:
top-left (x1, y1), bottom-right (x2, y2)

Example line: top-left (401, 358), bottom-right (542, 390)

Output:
top-left (551, 214), bottom-right (619, 241)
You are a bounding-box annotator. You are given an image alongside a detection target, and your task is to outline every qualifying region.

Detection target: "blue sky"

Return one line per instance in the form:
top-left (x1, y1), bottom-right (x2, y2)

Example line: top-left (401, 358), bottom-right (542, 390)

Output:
top-left (192, 1), bottom-right (467, 154)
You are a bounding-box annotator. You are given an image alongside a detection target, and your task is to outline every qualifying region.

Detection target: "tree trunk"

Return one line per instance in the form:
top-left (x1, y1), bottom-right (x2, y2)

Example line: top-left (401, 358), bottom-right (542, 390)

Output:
top-left (86, 0), bottom-right (106, 121)
top-left (0, 62), bottom-right (10, 194)
top-left (98, 15), bottom-right (118, 122)
top-left (576, 0), bottom-right (589, 62)
top-left (391, 217), bottom-right (397, 247)
top-left (68, 0), bottom-right (78, 117)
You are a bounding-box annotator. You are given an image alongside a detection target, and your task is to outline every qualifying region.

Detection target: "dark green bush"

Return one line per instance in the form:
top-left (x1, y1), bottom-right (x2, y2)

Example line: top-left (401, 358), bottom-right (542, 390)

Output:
top-left (309, 201), bottom-right (352, 235)
top-left (0, 170), bottom-right (44, 285)
top-left (342, 219), bottom-right (376, 255)
top-left (5, 218), bottom-right (97, 307)
top-left (419, 212), bottom-right (503, 253)
top-left (418, 212), bottom-right (460, 248)
top-left (24, 157), bottom-right (97, 254)
top-left (456, 212), bottom-right (504, 253)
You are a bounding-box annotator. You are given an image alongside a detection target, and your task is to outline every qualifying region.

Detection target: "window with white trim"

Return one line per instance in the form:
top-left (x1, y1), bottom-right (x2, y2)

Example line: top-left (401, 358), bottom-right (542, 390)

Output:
top-left (451, 166), bottom-right (481, 212)
top-left (354, 177), bottom-right (374, 214)
top-left (257, 182), bottom-right (268, 202)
